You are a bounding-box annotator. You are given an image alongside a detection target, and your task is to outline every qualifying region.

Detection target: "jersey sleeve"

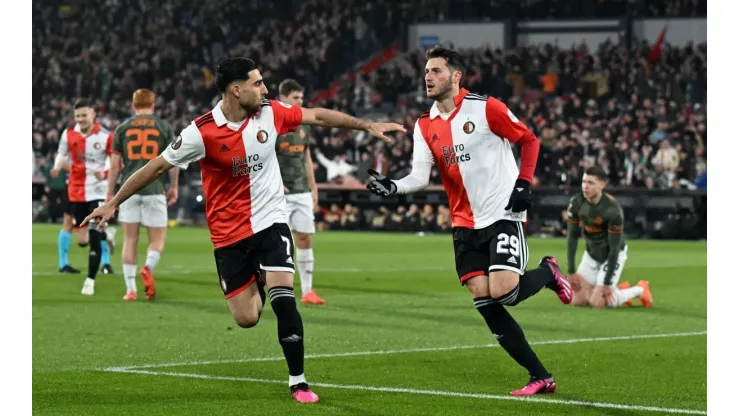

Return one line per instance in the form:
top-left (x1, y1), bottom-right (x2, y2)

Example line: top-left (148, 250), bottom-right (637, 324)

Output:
top-left (607, 201), bottom-right (624, 235)
top-left (162, 123), bottom-right (206, 169)
top-left (485, 97), bottom-right (529, 143)
top-left (412, 119), bottom-right (434, 165)
top-left (270, 100), bottom-right (303, 135)
top-left (112, 126), bottom-right (125, 155)
top-left (106, 132), bottom-right (113, 156)
top-left (566, 195), bottom-right (580, 224)
top-left (53, 129), bottom-right (69, 169)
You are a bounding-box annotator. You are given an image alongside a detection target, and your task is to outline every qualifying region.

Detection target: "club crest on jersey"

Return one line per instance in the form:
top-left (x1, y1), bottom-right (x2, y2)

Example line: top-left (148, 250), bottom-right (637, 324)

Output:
top-left (463, 121), bottom-right (475, 134)
top-left (93, 142), bottom-right (102, 150)
top-left (256, 130), bottom-right (269, 143)
top-left (171, 135), bottom-right (182, 150)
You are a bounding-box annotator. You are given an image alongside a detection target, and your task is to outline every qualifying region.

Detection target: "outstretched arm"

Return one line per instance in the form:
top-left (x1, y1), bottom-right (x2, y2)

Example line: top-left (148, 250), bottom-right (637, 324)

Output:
top-left (393, 120), bottom-right (433, 194)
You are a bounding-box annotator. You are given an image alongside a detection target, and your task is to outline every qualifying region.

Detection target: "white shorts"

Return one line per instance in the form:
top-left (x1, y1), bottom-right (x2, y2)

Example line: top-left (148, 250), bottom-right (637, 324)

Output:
top-left (118, 194), bottom-right (168, 228)
top-left (576, 245), bottom-right (628, 287)
top-left (285, 192), bottom-right (315, 234)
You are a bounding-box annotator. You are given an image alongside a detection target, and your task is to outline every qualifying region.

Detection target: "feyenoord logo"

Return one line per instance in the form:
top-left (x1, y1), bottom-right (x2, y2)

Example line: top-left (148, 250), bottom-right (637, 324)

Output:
top-left (93, 142), bottom-right (101, 150)
top-left (463, 121), bottom-right (475, 134)
top-left (171, 135), bottom-right (182, 150)
top-left (256, 129), bottom-right (269, 143)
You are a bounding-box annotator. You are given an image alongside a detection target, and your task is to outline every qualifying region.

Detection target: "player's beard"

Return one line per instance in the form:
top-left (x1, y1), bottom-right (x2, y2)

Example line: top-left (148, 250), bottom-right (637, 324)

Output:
top-left (428, 78), bottom-right (454, 101)
top-left (240, 94), bottom-right (264, 115)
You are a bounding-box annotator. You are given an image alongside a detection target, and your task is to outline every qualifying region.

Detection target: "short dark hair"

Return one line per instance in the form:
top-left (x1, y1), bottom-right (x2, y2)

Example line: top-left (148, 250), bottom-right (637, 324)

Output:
top-left (425, 45), bottom-right (466, 76)
top-left (278, 79), bottom-right (304, 97)
top-left (585, 166), bottom-right (607, 181)
top-left (73, 99), bottom-right (92, 109)
top-left (215, 57), bottom-right (258, 93)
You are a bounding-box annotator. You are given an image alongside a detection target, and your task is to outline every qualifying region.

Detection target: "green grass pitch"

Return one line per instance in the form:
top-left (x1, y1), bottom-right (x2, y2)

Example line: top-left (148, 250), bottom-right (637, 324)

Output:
top-left (32, 224), bottom-right (707, 415)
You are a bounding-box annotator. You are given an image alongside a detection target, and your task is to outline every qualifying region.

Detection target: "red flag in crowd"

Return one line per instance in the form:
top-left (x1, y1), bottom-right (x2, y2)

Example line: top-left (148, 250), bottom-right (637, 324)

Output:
top-left (648, 24), bottom-right (668, 63)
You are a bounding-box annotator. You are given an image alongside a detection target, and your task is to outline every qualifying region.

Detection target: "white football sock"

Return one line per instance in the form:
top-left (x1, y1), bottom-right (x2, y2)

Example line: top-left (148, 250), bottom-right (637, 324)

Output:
top-left (289, 373), bottom-right (307, 387)
top-left (297, 248), bottom-right (314, 295)
top-left (145, 250), bottom-right (161, 271)
top-left (123, 264), bottom-right (137, 292)
top-left (609, 286), bottom-right (644, 308)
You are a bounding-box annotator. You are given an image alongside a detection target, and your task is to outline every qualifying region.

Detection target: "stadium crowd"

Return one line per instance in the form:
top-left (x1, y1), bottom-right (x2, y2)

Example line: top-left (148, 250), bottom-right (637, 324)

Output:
top-left (33, 0), bottom-right (707, 201)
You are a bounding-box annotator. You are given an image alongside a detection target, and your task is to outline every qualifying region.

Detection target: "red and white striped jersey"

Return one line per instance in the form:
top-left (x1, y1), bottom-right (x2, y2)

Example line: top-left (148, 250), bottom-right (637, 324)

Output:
top-left (54, 123), bottom-right (113, 202)
top-left (162, 99), bottom-right (302, 248)
top-left (407, 88), bottom-right (540, 229)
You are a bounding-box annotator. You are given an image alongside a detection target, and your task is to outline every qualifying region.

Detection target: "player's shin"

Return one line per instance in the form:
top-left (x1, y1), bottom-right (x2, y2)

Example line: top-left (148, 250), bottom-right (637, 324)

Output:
top-left (609, 287), bottom-right (644, 308)
top-left (58, 229), bottom-right (71, 269)
top-left (123, 264), bottom-right (137, 292)
top-left (473, 298), bottom-right (551, 379)
top-left (296, 248), bottom-right (314, 294)
top-left (268, 286), bottom-right (306, 384)
top-left (145, 249), bottom-right (161, 271)
top-left (87, 226), bottom-right (103, 280)
top-left (491, 268), bottom-right (552, 306)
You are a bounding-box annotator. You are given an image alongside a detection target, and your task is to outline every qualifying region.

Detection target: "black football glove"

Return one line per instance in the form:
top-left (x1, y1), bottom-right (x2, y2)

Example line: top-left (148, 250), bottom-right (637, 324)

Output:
top-left (366, 169), bottom-right (397, 197)
top-left (505, 179), bottom-right (532, 213)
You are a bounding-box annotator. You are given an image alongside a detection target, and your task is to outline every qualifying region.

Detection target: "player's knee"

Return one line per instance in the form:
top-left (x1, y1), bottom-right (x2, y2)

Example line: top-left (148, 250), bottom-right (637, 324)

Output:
top-left (589, 295), bottom-right (608, 309)
top-left (233, 311), bottom-right (261, 329)
top-left (464, 275), bottom-right (489, 298)
top-left (488, 270), bottom-right (519, 299)
top-left (294, 232), bottom-right (311, 249)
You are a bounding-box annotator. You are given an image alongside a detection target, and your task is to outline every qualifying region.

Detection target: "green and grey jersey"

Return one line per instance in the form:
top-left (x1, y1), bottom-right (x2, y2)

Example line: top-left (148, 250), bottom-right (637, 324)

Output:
top-left (276, 125), bottom-right (311, 194)
top-left (566, 192), bottom-right (625, 285)
top-left (113, 115), bottom-right (174, 195)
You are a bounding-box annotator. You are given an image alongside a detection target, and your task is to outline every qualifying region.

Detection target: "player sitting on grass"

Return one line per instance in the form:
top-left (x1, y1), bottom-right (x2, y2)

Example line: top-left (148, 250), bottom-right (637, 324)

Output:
top-left (566, 166), bottom-right (653, 309)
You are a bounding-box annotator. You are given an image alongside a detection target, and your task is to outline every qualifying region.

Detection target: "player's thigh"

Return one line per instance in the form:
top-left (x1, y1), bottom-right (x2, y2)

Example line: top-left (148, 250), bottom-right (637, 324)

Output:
top-left (452, 227), bottom-right (489, 297)
top-left (576, 251), bottom-right (601, 286)
top-left (254, 223), bottom-right (296, 276)
top-left (287, 193), bottom-right (315, 234)
top-left (118, 195), bottom-right (143, 225)
top-left (570, 276), bottom-right (593, 307)
top-left (214, 240), bottom-right (263, 327)
top-left (141, 195), bottom-right (168, 229)
top-left (487, 220), bottom-right (528, 295)
top-left (594, 246), bottom-right (629, 287)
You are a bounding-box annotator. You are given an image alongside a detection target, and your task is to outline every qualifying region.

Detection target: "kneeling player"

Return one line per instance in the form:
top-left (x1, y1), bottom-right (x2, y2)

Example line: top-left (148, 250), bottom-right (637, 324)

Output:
top-left (566, 166), bottom-right (653, 309)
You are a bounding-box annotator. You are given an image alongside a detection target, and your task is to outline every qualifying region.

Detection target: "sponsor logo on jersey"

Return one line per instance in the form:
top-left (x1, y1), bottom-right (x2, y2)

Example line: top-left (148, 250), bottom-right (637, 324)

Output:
top-left (441, 144), bottom-right (471, 166)
top-left (256, 129), bottom-right (269, 143)
top-left (232, 155), bottom-right (264, 176)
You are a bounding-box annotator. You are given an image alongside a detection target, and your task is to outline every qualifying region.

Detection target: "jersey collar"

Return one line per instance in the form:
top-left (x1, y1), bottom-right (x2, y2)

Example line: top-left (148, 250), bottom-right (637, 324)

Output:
top-left (429, 87), bottom-right (469, 119)
top-left (212, 100), bottom-right (253, 128)
top-left (73, 123), bottom-right (101, 135)
top-left (212, 100), bottom-right (229, 127)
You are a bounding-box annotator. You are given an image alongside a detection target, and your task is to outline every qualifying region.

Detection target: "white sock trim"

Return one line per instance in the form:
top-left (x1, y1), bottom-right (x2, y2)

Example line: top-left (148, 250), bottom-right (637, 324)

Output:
top-left (289, 374), bottom-right (307, 387)
top-left (123, 264), bottom-right (137, 291)
top-left (296, 248), bottom-right (314, 295)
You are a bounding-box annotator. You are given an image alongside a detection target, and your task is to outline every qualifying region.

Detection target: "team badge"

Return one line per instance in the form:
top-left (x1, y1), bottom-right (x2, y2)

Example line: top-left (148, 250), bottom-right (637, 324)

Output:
top-left (93, 142), bottom-right (101, 150)
top-left (463, 121), bottom-right (475, 134)
top-left (256, 129), bottom-right (269, 143)
top-left (171, 135), bottom-right (182, 150)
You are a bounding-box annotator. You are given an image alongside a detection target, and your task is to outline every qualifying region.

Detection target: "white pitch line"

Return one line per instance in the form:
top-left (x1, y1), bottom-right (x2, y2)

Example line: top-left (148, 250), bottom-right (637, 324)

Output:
top-left (105, 368), bottom-right (706, 415)
top-left (104, 331), bottom-right (707, 372)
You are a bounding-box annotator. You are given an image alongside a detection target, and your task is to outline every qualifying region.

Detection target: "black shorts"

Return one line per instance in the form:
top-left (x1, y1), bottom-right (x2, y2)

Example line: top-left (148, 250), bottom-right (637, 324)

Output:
top-left (71, 200), bottom-right (104, 228)
top-left (48, 189), bottom-right (72, 216)
top-left (213, 223), bottom-right (295, 298)
top-left (452, 219), bottom-right (529, 285)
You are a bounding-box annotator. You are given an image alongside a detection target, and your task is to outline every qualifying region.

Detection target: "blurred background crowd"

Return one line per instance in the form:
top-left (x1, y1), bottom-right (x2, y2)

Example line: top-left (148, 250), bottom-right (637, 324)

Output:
top-left (32, 0), bottom-right (707, 235)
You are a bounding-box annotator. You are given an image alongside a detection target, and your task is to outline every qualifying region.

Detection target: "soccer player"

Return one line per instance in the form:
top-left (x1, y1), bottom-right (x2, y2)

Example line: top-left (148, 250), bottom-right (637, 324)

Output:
top-left (108, 88), bottom-right (179, 301)
top-left (55, 157), bottom-right (116, 275)
top-left (275, 79), bottom-right (323, 305)
top-left (365, 46), bottom-right (572, 396)
top-left (51, 99), bottom-right (113, 295)
top-left (565, 166), bottom-right (653, 309)
top-left (82, 57), bottom-right (405, 403)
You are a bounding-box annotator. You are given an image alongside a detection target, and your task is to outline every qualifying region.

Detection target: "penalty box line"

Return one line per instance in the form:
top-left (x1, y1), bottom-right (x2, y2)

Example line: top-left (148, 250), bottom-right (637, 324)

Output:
top-left (102, 331), bottom-right (707, 415)
top-left (106, 368), bottom-right (706, 415)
